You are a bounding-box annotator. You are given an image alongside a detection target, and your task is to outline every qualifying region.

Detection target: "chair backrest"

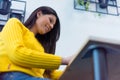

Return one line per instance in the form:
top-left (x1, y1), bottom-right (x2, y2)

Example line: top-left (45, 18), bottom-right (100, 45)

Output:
top-left (0, 0), bottom-right (11, 15)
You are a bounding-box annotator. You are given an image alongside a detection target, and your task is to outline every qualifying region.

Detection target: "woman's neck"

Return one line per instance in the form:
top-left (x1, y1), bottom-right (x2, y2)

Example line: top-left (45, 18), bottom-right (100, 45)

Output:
top-left (30, 26), bottom-right (38, 35)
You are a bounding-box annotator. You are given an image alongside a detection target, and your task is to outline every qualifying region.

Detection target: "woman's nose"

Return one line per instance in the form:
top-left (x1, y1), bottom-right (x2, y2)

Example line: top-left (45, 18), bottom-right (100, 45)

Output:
top-left (50, 24), bottom-right (54, 29)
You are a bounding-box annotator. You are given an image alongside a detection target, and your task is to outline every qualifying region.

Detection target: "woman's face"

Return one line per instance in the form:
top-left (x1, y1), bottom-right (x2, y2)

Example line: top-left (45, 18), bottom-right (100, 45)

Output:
top-left (35, 12), bottom-right (56, 35)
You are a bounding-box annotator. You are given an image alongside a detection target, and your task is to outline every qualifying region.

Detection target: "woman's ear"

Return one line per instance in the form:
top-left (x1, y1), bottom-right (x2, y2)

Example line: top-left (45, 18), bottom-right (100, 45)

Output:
top-left (37, 11), bottom-right (42, 18)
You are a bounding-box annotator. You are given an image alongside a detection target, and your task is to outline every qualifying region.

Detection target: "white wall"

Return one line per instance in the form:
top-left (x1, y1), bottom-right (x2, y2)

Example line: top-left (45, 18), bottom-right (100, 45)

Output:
top-left (24, 0), bottom-right (120, 70)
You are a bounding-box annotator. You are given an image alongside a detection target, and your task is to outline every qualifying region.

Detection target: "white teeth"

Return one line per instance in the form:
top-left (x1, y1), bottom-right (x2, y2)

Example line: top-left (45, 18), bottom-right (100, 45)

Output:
top-left (45, 25), bottom-right (51, 32)
top-left (45, 26), bottom-right (49, 32)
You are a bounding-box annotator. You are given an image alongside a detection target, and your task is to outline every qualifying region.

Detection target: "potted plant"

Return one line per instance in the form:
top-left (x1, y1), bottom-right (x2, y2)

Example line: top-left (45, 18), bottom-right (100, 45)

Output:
top-left (77, 0), bottom-right (89, 11)
top-left (98, 0), bottom-right (109, 9)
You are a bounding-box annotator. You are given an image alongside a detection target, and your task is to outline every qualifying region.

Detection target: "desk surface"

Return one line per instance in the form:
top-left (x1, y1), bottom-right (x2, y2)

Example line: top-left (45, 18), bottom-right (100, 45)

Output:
top-left (59, 37), bottom-right (120, 80)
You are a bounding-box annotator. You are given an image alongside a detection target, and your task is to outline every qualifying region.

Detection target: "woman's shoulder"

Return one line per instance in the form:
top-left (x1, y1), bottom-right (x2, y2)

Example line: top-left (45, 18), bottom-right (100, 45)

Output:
top-left (7, 18), bottom-right (22, 24)
top-left (5, 18), bottom-right (27, 30)
top-left (1, 18), bottom-right (28, 33)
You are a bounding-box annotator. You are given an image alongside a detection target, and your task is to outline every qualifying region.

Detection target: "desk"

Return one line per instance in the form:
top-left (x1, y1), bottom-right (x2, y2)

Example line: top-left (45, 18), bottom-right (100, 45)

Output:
top-left (59, 37), bottom-right (120, 80)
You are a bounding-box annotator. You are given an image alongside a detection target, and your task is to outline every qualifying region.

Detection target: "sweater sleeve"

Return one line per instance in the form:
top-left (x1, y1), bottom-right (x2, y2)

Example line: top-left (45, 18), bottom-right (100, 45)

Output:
top-left (44, 70), bottom-right (63, 80)
top-left (50, 70), bottom-right (63, 80)
top-left (1, 18), bottom-right (62, 70)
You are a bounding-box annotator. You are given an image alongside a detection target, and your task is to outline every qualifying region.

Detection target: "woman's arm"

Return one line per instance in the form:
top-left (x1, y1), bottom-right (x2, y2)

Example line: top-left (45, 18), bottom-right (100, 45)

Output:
top-left (1, 18), bottom-right (62, 70)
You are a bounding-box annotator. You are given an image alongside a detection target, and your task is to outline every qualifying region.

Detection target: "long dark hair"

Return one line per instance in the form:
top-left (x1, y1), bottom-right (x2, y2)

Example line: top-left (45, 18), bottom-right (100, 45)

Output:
top-left (24, 6), bottom-right (60, 77)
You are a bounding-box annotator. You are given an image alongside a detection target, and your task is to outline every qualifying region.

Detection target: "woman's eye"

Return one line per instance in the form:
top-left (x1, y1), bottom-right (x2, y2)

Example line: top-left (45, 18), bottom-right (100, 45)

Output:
top-left (49, 18), bottom-right (53, 23)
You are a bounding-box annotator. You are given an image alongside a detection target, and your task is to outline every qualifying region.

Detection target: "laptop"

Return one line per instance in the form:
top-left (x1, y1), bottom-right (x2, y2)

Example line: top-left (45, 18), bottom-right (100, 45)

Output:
top-left (59, 37), bottom-right (120, 80)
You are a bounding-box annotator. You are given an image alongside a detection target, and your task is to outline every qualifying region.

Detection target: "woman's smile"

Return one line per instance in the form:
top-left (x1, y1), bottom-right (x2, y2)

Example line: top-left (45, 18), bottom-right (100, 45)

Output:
top-left (45, 26), bottom-right (49, 32)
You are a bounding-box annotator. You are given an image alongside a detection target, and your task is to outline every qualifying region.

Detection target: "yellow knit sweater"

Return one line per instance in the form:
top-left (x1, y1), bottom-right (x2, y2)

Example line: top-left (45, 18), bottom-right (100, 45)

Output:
top-left (0, 18), bottom-right (62, 80)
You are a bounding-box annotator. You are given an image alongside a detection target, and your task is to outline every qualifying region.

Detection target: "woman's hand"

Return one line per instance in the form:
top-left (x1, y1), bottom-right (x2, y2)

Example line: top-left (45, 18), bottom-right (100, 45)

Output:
top-left (61, 55), bottom-right (74, 65)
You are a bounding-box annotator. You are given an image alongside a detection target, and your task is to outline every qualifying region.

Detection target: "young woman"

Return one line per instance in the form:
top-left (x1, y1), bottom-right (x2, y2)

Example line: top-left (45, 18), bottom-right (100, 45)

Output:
top-left (0, 6), bottom-right (71, 80)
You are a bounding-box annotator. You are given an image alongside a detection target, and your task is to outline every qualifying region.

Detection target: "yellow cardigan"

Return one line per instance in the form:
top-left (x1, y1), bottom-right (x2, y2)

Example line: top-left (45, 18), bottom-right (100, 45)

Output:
top-left (0, 18), bottom-right (62, 80)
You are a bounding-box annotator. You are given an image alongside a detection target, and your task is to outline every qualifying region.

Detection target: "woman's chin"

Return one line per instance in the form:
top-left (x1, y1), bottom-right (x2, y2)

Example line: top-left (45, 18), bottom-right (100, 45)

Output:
top-left (39, 31), bottom-right (47, 35)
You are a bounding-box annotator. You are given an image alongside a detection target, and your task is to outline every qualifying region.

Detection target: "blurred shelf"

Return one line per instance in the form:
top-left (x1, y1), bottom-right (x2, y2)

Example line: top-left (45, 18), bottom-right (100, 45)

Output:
top-left (10, 9), bottom-right (25, 22)
top-left (74, 0), bottom-right (120, 16)
top-left (0, 24), bottom-right (4, 31)
top-left (0, 0), bottom-right (26, 31)
top-left (10, 0), bottom-right (26, 22)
